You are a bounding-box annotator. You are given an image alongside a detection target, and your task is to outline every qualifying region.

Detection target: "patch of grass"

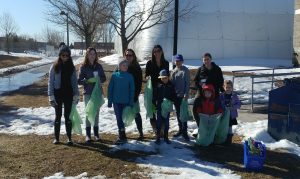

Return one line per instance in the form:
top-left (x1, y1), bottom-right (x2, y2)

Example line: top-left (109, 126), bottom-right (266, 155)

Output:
top-left (0, 55), bottom-right (41, 69)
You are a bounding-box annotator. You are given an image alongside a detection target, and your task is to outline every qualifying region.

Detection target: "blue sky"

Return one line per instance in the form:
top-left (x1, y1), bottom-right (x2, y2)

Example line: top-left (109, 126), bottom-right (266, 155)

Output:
top-left (0, 0), bottom-right (75, 43)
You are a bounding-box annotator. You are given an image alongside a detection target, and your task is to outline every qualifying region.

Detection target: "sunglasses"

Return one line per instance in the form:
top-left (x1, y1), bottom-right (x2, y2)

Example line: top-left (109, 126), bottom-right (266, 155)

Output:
top-left (61, 54), bottom-right (69, 57)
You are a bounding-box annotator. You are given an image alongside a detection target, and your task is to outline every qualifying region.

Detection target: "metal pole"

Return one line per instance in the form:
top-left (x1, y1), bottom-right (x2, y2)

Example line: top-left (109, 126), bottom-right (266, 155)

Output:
top-left (173, 0), bottom-right (178, 69)
top-left (271, 68), bottom-right (275, 90)
top-left (66, 13), bottom-right (69, 46)
top-left (251, 77), bottom-right (254, 112)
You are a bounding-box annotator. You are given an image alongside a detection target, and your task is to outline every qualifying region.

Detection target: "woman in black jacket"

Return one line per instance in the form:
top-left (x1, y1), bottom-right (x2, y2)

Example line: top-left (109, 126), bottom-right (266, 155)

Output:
top-left (145, 45), bottom-right (169, 133)
top-left (125, 49), bottom-right (144, 140)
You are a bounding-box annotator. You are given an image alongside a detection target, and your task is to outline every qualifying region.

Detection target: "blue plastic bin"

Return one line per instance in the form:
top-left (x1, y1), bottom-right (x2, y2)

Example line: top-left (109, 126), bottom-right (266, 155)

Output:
top-left (243, 140), bottom-right (266, 170)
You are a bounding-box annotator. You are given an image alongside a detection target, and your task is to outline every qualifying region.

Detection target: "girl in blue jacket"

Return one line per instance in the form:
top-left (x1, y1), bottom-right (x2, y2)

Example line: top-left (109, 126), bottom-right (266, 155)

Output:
top-left (108, 59), bottom-right (135, 144)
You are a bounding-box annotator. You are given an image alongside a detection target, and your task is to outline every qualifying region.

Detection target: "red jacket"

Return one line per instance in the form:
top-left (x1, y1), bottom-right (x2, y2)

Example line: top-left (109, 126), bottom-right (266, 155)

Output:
top-left (196, 84), bottom-right (223, 115)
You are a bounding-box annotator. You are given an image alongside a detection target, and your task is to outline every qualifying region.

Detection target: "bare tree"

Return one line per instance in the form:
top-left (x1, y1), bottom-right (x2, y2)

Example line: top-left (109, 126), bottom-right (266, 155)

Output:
top-left (45, 0), bottom-right (110, 48)
top-left (107, 0), bottom-right (196, 53)
top-left (42, 25), bottom-right (64, 47)
top-left (0, 12), bottom-right (19, 54)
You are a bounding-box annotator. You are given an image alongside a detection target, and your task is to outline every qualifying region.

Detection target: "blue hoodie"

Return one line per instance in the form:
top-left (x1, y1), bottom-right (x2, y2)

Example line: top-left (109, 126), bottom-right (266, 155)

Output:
top-left (108, 71), bottom-right (134, 106)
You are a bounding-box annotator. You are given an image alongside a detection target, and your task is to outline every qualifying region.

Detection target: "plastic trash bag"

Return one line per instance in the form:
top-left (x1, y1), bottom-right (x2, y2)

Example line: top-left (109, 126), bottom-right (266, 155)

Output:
top-left (85, 76), bottom-right (104, 126)
top-left (161, 98), bottom-right (173, 118)
top-left (132, 101), bottom-right (140, 114)
top-left (214, 109), bottom-right (230, 144)
top-left (196, 113), bottom-right (222, 146)
top-left (180, 99), bottom-right (193, 122)
top-left (87, 77), bottom-right (96, 83)
top-left (70, 104), bottom-right (83, 134)
top-left (122, 106), bottom-right (136, 127)
top-left (144, 78), bottom-right (153, 119)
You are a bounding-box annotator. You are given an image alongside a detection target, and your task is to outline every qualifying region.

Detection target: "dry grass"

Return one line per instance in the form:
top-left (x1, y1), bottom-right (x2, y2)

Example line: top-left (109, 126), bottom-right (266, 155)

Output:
top-left (0, 55), bottom-right (40, 69)
top-left (1, 57), bottom-right (300, 178)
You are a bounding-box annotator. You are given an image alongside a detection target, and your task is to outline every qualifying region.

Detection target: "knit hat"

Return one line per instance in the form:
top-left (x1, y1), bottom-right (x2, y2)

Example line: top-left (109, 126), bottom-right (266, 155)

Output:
top-left (174, 54), bottom-right (183, 61)
top-left (158, 69), bottom-right (168, 78)
top-left (118, 58), bottom-right (128, 67)
top-left (59, 45), bottom-right (71, 56)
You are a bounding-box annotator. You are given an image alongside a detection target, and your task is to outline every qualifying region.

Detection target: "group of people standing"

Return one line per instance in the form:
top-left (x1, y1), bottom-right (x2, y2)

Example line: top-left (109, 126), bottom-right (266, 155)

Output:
top-left (48, 44), bottom-right (241, 146)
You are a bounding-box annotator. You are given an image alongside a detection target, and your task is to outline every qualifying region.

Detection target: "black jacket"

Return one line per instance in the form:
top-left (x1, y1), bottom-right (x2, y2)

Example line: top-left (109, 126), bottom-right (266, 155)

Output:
top-left (128, 63), bottom-right (143, 102)
top-left (145, 59), bottom-right (169, 89)
top-left (194, 62), bottom-right (224, 96)
top-left (156, 81), bottom-right (176, 110)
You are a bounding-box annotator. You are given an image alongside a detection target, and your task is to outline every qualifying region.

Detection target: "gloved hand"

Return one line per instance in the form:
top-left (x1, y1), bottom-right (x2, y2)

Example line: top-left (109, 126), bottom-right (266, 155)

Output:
top-left (73, 95), bottom-right (79, 104)
top-left (108, 103), bottom-right (112, 108)
top-left (86, 77), bottom-right (97, 84)
top-left (49, 95), bottom-right (57, 107)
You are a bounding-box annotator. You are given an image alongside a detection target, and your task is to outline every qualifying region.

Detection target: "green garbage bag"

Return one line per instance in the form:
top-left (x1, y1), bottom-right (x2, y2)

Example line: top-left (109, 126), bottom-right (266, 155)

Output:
top-left (180, 99), bottom-right (193, 122)
top-left (87, 77), bottom-right (97, 83)
top-left (122, 106), bottom-right (136, 127)
top-left (144, 78), bottom-right (153, 119)
top-left (214, 109), bottom-right (230, 144)
top-left (132, 101), bottom-right (140, 114)
top-left (196, 113), bottom-right (222, 146)
top-left (70, 104), bottom-right (83, 135)
top-left (85, 76), bottom-right (105, 126)
top-left (161, 98), bottom-right (173, 118)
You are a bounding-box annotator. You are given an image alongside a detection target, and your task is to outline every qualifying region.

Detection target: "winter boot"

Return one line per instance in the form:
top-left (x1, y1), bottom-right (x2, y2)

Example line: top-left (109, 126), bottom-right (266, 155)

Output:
top-left (150, 118), bottom-right (157, 134)
top-left (182, 131), bottom-right (190, 141)
top-left (85, 127), bottom-right (92, 143)
top-left (53, 121), bottom-right (61, 144)
top-left (115, 130), bottom-right (127, 145)
top-left (164, 132), bottom-right (171, 144)
top-left (65, 120), bottom-right (73, 145)
top-left (93, 126), bottom-right (100, 141)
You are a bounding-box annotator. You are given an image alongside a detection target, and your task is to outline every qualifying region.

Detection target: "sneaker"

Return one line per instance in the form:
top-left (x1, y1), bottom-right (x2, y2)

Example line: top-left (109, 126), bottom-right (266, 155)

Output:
top-left (94, 136), bottom-right (101, 142)
top-left (164, 138), bottom-right (171, 144)
top-left (192, 133), bottom-right (198, 138)
top-left (173, 131), bottom-right (182, 137)
top-left (115, 138), bottom-right (127, 145)
top-left (67, 140), bottom-right (73, 146)
top-left (53, 139), bottom-right (60, 144)
top-left (86, 136), bottom-right (92, 143)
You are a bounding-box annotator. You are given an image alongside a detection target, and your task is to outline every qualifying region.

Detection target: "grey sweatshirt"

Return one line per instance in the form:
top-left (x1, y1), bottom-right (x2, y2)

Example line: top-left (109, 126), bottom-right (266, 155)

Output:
top-left (170, 65), bottom-right (190, 97)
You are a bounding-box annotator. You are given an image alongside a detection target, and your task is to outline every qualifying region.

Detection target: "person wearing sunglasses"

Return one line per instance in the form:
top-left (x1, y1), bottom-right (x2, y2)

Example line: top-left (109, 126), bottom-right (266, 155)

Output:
top-left (78, 47), bottom-right (106, 143)
top-left (145, 45), bottom-right (170, 135)
top-left (124, 49), bottom-right (144, 140)
top-left (48, 45), bottom-right (79, 145)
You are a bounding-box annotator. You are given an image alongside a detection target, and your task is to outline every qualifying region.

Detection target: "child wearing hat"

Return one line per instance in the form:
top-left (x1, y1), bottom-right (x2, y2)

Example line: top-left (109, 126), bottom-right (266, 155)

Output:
top-left (107, 59), bottom-right (135, 144)
top-left (170, 54), bottom-right (190, 141)
top-left (155, 69), bottom-right (176, 144)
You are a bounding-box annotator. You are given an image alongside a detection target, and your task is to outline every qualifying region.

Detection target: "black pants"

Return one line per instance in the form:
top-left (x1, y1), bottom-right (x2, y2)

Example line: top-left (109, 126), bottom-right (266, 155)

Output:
top-left (174, 96), bottom-right (187, 132)
top-left (54, 90), bottom-right (73, 140)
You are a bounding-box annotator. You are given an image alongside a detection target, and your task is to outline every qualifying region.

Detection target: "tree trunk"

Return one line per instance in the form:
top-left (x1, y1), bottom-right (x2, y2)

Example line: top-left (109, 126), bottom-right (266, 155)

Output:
top-left (85, 34), bottom-right (92, 49)
top-left (5, 35), bottom-right (10, 54)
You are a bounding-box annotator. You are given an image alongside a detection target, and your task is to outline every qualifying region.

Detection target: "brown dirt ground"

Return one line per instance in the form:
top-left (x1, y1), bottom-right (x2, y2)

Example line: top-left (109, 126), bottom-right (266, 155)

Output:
top-left (0, 58), bottom-right (300, 178)
top-left (0, 55), bottom-right (41, 69)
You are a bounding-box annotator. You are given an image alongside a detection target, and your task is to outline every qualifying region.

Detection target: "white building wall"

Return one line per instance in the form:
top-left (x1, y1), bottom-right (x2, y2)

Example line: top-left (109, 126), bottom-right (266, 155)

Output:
top-left (116, 0), bottom-right (294, 61)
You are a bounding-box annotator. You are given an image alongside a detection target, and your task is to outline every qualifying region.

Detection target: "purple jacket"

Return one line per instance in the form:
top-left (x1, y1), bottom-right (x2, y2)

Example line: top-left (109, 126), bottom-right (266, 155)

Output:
top-left (219, 92), bottom-right (241, 119)
top-left (78, 63), bottom-right (106, 95)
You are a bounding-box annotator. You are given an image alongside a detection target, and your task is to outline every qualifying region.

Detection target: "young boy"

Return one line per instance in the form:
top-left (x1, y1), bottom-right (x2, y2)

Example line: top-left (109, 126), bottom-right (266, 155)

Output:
top-left (155, 69), bottom-right (176, 144)
top-left (219, 80), bottom-right (241, 145)
top-left (107, 59), bottom-right (135, 144)
top-left (170, 54), bottom-right (190, 141)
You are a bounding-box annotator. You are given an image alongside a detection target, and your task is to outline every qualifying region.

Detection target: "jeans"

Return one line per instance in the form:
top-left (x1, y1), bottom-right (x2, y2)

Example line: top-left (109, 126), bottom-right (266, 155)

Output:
top-left (113, 103), bottom-right (126, 131)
